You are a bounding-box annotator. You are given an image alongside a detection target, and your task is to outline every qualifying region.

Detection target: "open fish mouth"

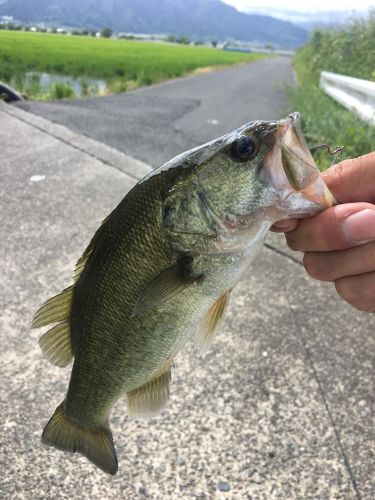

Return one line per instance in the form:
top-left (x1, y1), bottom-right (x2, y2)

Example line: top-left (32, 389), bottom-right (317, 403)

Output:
top-left (264, 112), bottom-right (336, 214)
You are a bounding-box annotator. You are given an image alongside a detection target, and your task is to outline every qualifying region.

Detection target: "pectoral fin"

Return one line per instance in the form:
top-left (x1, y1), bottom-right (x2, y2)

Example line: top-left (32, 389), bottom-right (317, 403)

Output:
top-left (195, 292), bottom-right (230, 354)
top-left (127, 368), bottom-right (172, 418)
top-left (132, 255), bottom-right (202, 316)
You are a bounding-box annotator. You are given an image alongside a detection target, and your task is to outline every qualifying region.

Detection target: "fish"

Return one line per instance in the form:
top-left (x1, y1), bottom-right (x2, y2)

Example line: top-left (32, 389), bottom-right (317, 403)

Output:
top-left (32, 112), bottom-right (335, 475)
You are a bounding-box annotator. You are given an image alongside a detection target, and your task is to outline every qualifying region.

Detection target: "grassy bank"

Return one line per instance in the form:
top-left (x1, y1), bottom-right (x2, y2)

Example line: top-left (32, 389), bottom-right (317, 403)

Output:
top-left (287, 15), bottom-right (375, 169)
top-left (0, 31), bottom-right (265, 99)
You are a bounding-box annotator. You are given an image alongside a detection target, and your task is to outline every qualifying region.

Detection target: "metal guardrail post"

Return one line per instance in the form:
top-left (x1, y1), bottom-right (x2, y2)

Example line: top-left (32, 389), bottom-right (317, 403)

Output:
top-left (320, 71), bottom-right (375, 125)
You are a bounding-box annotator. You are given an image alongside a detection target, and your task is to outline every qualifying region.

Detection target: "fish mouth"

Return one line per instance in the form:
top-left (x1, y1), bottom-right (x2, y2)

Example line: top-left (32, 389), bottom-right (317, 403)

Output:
top-left (264, 112), bottom-right (336, 214)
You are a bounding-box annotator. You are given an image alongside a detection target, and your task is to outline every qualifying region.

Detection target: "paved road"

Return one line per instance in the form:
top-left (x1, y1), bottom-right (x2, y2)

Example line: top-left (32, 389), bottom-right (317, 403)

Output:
top-left (2, 58), bottom-right (374, 498)
top-left (17, 57), bottom-right (294, 167)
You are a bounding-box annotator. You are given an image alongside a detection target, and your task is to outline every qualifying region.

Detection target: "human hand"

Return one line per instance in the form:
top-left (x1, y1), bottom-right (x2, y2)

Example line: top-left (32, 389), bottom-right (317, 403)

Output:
top-left (273, 152), bottom-right (375, 312)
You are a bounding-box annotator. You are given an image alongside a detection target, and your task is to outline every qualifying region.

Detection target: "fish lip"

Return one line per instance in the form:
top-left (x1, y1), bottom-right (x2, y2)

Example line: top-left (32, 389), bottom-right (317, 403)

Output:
top-left (289, 111), bottom-right (302, 126)
top-left (274, 112), bottom-right (301, 134)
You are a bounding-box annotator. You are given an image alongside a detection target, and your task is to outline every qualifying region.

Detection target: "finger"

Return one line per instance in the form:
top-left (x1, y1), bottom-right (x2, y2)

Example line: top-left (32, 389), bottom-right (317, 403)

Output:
top-left (286, 203), bottom-right (375, 252)
top-left (271, 219), bottom-right (299, 233)
top-left (322, 152), bottom-right (375, 204)
top-left (335, 271), bottom-right (375, 312)
top-left (303, 242), bottom-right (375, 282)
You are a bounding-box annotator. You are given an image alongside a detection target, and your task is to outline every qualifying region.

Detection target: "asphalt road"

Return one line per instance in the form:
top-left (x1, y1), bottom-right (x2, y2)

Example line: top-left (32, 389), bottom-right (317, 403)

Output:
top-left (3, 58), bottom-right (374, 498)
top-left (17, 57), bottom-right (294, 167)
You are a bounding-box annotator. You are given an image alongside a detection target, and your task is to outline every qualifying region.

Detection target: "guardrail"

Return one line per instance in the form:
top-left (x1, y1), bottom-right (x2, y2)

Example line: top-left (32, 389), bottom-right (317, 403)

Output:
top-left (320, 71), bottom-right (375, 125)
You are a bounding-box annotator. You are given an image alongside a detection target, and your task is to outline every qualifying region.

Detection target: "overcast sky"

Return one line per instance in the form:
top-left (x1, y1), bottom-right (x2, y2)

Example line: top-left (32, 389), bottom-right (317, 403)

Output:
top-left (222, 0), bottom-right (374, 12)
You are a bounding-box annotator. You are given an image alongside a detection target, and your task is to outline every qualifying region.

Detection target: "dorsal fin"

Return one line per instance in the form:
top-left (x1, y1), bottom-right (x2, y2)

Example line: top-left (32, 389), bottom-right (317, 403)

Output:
top-left (32, 286), bottom-right (74, 328)
top-left (73, 214), bottom-right (110, 282)
top-left (38, 321), bottom-right (73, 367)
top-left (32, 287), bottom-right (74, 367)
top-left (33, 214), bottom-right (111, 367)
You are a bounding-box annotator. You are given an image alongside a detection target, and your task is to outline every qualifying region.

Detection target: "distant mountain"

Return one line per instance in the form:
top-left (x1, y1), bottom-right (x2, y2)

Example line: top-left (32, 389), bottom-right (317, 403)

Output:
top-left (0, 0), bottom-right (308, 47)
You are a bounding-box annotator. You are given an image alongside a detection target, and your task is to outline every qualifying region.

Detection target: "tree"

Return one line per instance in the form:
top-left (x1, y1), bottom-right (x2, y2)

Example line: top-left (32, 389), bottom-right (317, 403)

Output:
top-left (101, 27), bottom-right (112, 38)
top-left (177, 35), bottom-right (190, 45)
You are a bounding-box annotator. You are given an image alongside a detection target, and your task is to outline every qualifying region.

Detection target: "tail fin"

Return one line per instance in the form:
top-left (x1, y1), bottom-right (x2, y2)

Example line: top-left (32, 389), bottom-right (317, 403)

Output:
top-left (42, 402), bottom-right (118, 475)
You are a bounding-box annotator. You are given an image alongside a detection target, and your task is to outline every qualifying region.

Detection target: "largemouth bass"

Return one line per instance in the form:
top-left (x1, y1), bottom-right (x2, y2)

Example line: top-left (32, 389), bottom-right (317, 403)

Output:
top-left (32, 113), bottom-right (335, 475)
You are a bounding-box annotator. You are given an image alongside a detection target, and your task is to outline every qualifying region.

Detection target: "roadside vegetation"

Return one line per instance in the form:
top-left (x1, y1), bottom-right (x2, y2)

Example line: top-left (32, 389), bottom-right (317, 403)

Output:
top-left (0, 31), bottom-right (265, 100)
top-left (287, 13), bottom-right (375, 169)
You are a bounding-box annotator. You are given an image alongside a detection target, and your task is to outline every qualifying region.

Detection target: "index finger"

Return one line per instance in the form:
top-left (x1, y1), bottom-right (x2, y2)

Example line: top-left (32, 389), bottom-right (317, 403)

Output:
top-left (322, 152), bottom-right (375, 204)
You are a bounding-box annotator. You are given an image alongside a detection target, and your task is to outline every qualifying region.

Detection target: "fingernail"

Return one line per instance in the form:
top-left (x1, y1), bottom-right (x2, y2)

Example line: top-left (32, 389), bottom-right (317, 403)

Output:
top-left (343, 209), bottom-right (375, 243)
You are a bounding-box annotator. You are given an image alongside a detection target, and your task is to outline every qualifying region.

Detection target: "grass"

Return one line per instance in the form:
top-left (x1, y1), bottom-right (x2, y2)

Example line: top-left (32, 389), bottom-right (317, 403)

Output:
top-left (293, 17), bottom-right (375, 85)
top-left (286, 14), bottom-right (375, 170)
top-left (0, 31), bottom-right (266, 99)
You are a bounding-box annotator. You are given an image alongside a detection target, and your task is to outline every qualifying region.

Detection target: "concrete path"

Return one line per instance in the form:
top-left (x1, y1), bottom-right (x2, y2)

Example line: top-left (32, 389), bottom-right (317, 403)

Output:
top-left (1, 73), bottom-right (374, 499)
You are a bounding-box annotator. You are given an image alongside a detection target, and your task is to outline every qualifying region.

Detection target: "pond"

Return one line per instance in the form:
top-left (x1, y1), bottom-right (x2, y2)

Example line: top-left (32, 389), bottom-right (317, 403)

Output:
top-left (14, 72), bottom-right (107, 98)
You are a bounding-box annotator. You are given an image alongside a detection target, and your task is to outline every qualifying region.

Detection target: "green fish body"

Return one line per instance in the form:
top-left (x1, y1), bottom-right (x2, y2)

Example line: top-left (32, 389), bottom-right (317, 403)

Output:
top-left (33, 113), bottom-right (335, 474)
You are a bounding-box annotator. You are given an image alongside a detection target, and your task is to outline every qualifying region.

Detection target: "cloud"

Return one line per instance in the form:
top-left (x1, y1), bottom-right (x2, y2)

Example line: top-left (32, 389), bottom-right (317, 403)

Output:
top-left (223, 0), bottom-right (373, 12)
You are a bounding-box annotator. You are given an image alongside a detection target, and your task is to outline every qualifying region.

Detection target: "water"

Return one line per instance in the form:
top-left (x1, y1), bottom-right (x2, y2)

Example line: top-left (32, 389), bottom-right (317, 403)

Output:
top-left (22, 72), bottom-right (107, 97)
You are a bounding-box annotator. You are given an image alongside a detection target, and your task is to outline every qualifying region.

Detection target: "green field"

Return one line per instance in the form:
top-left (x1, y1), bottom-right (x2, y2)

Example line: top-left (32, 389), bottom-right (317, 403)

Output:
top-left (0, 31), bottom-right (265, 99)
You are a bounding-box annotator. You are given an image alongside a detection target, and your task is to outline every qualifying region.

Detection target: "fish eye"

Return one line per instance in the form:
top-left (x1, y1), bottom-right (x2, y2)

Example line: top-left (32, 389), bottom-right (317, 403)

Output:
top-left (230, 136), bottom-right (257, 162)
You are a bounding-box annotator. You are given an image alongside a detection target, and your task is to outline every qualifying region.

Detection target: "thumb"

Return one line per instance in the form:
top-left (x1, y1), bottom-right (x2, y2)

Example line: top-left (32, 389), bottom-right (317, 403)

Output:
top-left (322, 152), bottom-right (375, 204)
top-left (286, 202), bottom-right (375, 252)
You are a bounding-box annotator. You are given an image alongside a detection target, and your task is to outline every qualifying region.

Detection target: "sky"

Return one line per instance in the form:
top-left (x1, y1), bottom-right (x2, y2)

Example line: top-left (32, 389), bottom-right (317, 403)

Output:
top-left (222, 0), bottom-right (375, 12)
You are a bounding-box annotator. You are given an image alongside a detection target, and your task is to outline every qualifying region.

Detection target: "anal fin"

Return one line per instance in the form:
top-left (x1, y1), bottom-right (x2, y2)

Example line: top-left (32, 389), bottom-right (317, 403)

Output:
top-left (127, 367), bottom-right (172, 418)
top-left (195, 291), bottom-right (230, 354)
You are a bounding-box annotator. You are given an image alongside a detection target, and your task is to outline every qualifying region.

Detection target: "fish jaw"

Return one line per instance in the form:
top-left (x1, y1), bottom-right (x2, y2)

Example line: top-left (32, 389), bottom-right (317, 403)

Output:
top-left (262, 112), bottom-right (336, 221)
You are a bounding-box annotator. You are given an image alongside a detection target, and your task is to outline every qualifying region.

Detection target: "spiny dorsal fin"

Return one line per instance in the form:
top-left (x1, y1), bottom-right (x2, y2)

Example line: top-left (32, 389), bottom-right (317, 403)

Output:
top-left (33, 215), bottom-right (111, 367)
top-left (42, 401), bottom-right (118, 475)
top-left (73, 214), bottom-right (110, 282)
top-left (32, 286), bottom-right (73, 328)
top-left (195, 292), bottom-right (230, 354)
top-left (127, 367), bottom-right (172, 418)
top-left (38, 321), bottom-right (73, 367)
top-left (132, 255), bottom-right (202, 316)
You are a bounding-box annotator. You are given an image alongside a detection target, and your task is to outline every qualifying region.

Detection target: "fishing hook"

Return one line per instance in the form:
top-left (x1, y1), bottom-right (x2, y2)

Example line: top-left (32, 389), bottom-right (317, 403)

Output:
top-left (309, 144), bottom-right (345, 156)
